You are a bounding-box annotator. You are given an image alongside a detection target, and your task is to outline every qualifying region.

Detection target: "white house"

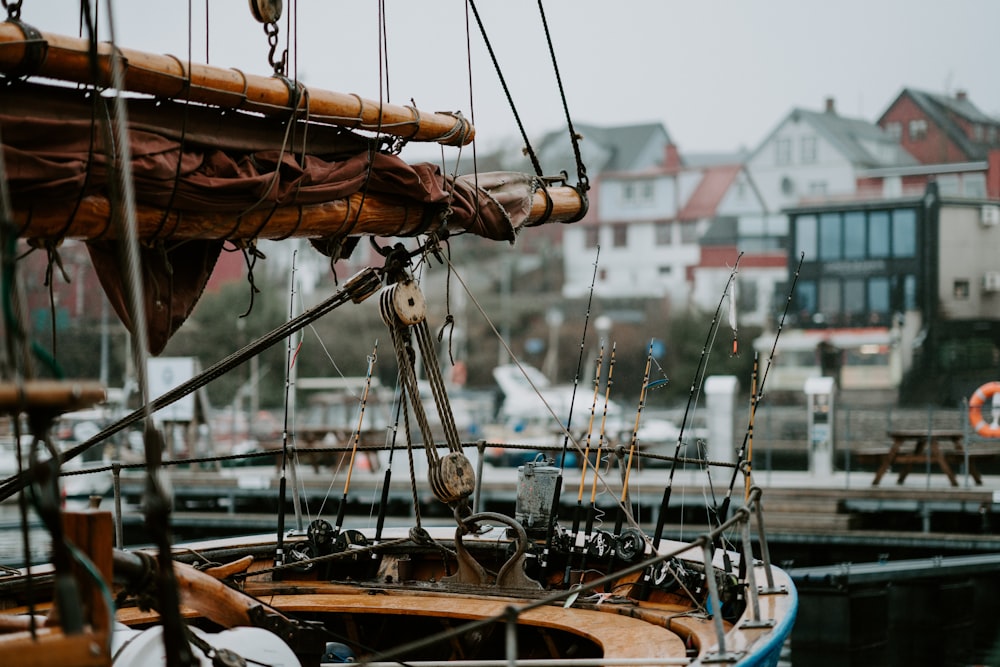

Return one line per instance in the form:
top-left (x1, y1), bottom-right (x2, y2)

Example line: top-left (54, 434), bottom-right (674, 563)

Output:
top-left (746, 98), bottom-right (916, 213)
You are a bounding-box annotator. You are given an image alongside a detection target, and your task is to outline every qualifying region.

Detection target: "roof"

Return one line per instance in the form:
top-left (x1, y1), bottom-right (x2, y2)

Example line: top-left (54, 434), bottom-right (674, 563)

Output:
top-left (678, 164), bottom-right (742, 220)
top-left (536, 121), bottom-right (672, 174)
top-left (882, 88), bottom-right (1000, 160)
top-left (792, 108), bottom-right (917, 169)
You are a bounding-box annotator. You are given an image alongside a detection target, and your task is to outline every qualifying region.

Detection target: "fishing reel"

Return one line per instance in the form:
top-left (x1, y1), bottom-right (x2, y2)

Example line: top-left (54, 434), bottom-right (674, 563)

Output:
top-left (286, 519), bottom-right (335, 573)
top-left (614, 528), bottom-right (646, 564)
top-left (286, 520), bottom-right (369, 579)
top-left (644, 557), bottom-right (704, 597)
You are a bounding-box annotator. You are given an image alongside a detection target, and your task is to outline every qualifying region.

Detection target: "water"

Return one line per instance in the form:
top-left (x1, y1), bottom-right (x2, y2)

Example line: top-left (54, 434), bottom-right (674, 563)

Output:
top-left (0, 506), bottom-right (54, 568)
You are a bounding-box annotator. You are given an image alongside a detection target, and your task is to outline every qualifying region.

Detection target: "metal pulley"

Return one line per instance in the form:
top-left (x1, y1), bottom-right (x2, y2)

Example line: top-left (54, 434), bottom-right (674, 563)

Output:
top-left (248, 0), bottom-right (283, 23)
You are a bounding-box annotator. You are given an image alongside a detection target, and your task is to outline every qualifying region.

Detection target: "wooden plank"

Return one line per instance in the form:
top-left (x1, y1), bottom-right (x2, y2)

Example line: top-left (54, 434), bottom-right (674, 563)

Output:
top-left (0, 628), bottom-right (110, 666)
top-left (61, 510), bottom-right (113, 634)
top-left (265, 591), bottom-right (689, 660)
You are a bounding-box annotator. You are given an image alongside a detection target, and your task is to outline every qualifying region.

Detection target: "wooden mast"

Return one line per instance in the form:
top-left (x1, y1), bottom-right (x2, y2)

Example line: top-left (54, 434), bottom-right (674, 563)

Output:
top-left (0, 23), bottom-right (473, 146)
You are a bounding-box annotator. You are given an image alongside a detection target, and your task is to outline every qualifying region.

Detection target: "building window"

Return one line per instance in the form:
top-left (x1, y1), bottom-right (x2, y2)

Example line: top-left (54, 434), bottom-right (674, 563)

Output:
top-left (903, 275), bottom-right (917, 310)
top-left (843, 211), bottom-right (866, 259)
top-left (989, 126), bottom-right (998, 144)
top-left (738, 281), bottom-right (759, 313)
top-left (818, 212), bottom-right (842, 261)
top-left (622, 180), bottom-right (654, 205)
top-left (795, 215), bottom-right (817, 260)
top-left (937, 174), bottom-right (960, 196)
top-left (679, 221), bottom-right (699, 244)
top-left (800, 136), bottom-right (818, 163)
top-left (891, 209), bottom-right (917, 258)
top-left (795, 281), bottom-right (818, 320)
top-left (908, 119), bottom-right (928, 141)
top-left (612, 225), bottom-right (628, 247)
top-left (868, 211), bottom-right (890, 258)
top-left (964, 173), bottom-right (987, 198)
top-left (953, 279), bottom-right (970, 300)
top-left (844, 278), bottom-right (865, 317)
top-left (869, 277), bottom-right (890, 314)
top-left (775, 138), bottom-right (792, 165)
top-left (584, 226), bottom-right (599, 248)
top-left (781, 176), bottom-right (796, 196)
top-left (655, 221), bottom-right (672, 245)
top-left (808, 181), bottom-right (827, 195)
top-left (973, 124), bottom-right (984, 141)
top-left (819, 279), bottom-right (843, 324)
top-left (658, 266), bottom-right (672, 276)
top-left (885, 122), bottom-right (902, 140)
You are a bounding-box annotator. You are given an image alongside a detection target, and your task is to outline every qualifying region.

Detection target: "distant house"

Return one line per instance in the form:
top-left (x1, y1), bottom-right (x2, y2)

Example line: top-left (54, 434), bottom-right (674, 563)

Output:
top-left (877, 88), bottom-right (1000, 166)
top-left (562, 141), bottom-right (751, 309)
top-left (746, 98), bottom-right (916, 213)
top-left (532, 121), bottom-right (674, 178)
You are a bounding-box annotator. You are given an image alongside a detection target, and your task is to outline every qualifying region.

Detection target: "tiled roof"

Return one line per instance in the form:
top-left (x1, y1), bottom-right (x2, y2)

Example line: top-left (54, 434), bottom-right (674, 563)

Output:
top-left (536, 121), bottom-right (672, 173)
top-left (793, 108), bottom-right (917, 169)
top-left (678, 164), bottom-right (742, 220)
top-left (892, 88), bottom-right (998, 160)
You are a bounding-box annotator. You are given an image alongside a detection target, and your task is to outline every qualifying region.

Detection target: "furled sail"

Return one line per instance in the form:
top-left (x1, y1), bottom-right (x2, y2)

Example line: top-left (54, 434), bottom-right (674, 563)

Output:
top-left (0, 26), bottom-right (586, 353)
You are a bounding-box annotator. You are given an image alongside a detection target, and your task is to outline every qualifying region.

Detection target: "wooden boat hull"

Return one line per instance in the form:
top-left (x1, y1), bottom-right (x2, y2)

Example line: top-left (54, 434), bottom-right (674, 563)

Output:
top-left (107, 527), bottom-right (796, 666)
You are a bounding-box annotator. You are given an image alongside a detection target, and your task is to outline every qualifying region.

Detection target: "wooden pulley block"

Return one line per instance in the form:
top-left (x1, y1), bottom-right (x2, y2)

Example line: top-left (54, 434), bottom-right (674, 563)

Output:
top-left (248, 0), bottom-right (283, 24)
top-left (389, 280), bottom-right (426, 325)
top-left (428, 451), bottom-right (476, 504)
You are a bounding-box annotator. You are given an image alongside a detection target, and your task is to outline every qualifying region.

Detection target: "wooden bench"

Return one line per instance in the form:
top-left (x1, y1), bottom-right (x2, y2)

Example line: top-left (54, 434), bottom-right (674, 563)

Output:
top-left (859, 429), bottom-right (1000, 486)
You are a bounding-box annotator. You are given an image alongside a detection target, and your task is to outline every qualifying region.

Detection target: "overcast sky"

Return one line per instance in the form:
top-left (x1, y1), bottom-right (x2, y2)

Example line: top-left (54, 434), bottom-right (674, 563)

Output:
top-left (31, 1), bottom-right (1000, 157)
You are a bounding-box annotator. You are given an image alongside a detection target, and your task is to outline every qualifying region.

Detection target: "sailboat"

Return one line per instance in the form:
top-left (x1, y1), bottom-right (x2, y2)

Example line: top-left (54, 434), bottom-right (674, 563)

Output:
top-left (0, 2), bottom-right (796, 666)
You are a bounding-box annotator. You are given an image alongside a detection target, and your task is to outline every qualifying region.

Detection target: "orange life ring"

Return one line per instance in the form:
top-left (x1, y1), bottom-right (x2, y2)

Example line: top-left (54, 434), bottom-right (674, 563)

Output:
top-left (968, 381), bottom-right (1000, 438)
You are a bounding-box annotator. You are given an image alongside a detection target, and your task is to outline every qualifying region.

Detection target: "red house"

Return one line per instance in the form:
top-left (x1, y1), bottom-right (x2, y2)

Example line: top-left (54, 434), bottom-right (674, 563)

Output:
top-left (877, 88), bottom-right (1000, 165)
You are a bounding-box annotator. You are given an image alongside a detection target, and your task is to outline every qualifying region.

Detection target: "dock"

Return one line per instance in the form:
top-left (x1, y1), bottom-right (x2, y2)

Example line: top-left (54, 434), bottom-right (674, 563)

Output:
top-left (106, 461), bottom-right (1000, 564)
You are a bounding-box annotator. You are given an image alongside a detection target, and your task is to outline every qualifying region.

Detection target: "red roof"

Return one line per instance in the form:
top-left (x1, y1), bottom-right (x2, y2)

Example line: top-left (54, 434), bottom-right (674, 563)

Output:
top-left (678, 165), bottom-right (741, 220)
top-left (699, 245), bottom-right (786, 268)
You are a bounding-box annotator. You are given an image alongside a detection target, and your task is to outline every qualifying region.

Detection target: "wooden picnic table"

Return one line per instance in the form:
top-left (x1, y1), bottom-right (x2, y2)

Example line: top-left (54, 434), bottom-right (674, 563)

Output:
top-left (871, 429), bottom-right (982, 487)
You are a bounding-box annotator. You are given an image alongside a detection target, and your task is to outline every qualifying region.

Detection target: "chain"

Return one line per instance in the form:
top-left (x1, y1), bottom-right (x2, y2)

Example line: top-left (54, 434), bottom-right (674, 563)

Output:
top-left (3, 0), bottom-right (22, 21)
top-left (264, 22), bottom-right (286, 76)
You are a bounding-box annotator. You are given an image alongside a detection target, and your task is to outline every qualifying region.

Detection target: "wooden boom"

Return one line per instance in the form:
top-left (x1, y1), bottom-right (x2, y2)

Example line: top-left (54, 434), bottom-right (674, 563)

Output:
top-left (0, 22), bottom-right (473, 146)
top-left (13, 186), bottom-right (585, 242)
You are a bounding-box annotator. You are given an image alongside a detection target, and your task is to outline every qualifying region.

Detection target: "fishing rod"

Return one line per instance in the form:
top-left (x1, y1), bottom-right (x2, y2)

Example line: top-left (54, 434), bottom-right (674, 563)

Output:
top-left (373, 380), bottom-right (405, 550)
top-left (540, 246), bottom-right (599, 580)
top-left (578, 343), bottom-right (616, 574)
top-left (562, 344), bottom-right (604, 586)
top-left (650, 253), bottom-right (744, 551)
top-left (333, 341), bottom-right (379, 535)
top-left (274, 250), bottom-right (300, 570)
top-left (716, 252), bottom-right (804, 524)
top-left (745, 357), bottom-right (759, 503)
top-left (614, 340), bottom-right (654, 537)
top-left (602, 341), bottom-right (655, 587)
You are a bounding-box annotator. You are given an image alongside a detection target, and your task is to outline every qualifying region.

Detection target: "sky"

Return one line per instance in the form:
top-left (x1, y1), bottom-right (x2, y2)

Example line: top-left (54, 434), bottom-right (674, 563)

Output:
top-left (27, 1), bottom-right (1000, 158)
